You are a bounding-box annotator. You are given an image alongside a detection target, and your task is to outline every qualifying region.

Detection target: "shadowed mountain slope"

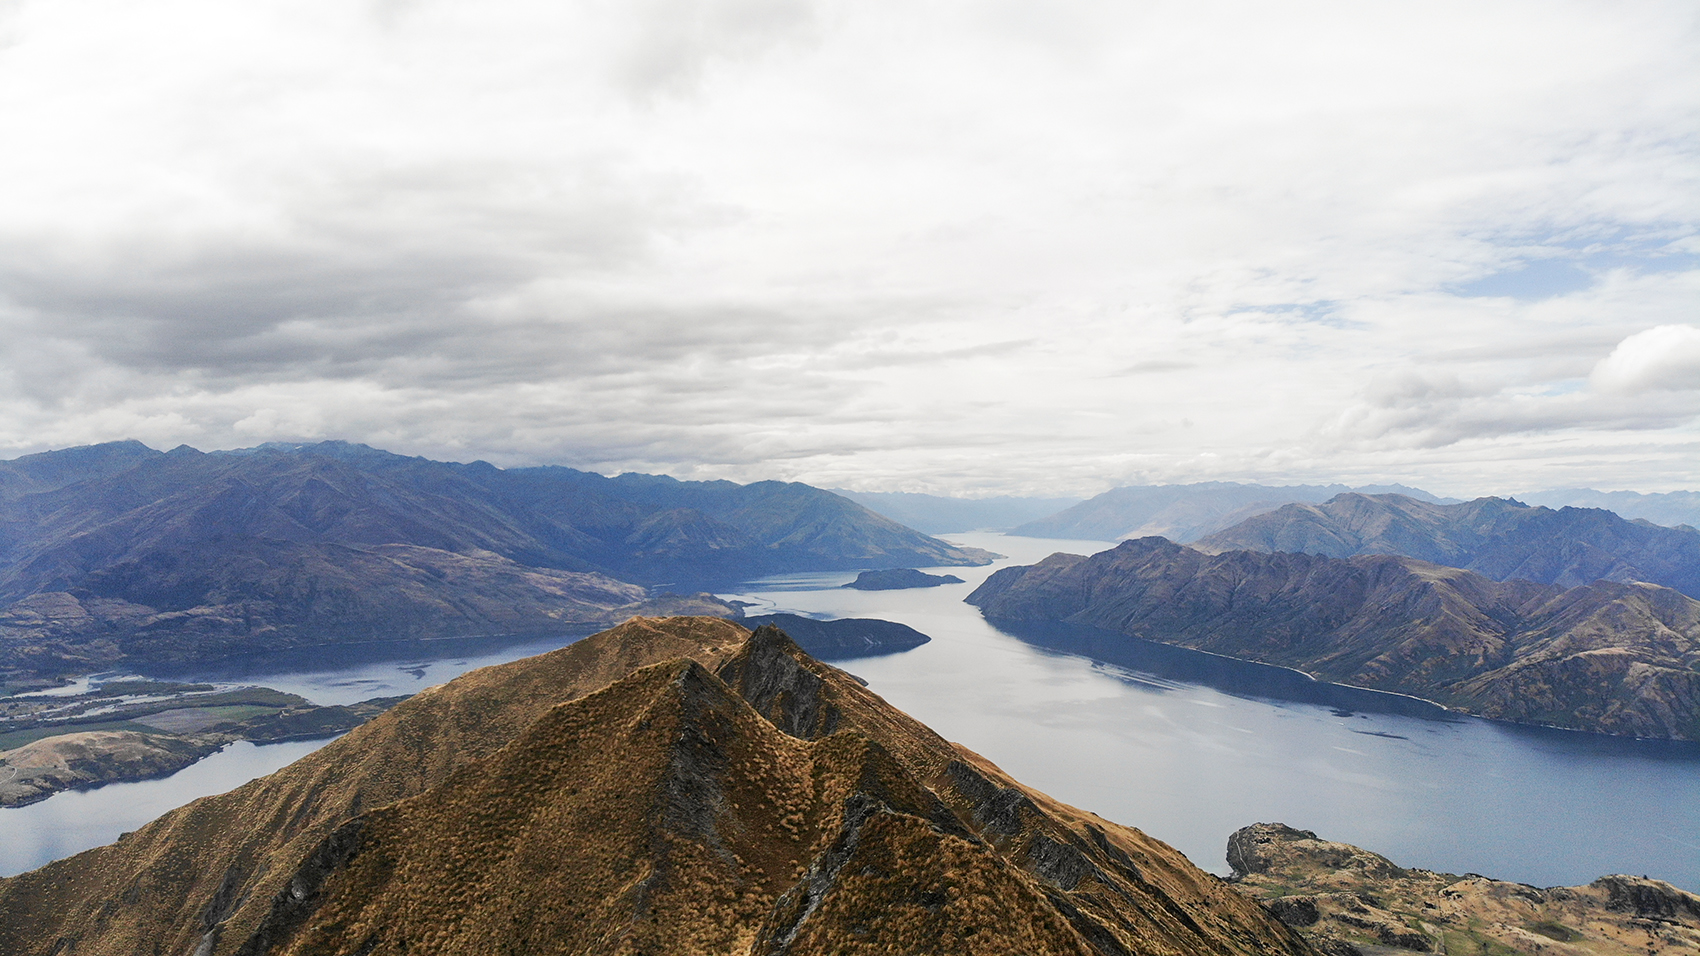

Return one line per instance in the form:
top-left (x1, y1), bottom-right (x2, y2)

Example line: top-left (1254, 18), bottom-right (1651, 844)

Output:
top-left (0, 442), bottom-right (990, 675)
top-left (1010, 483), bottom-right (1451, 544)
top-left (0, 617), bottom-right (1315, 956)
top-left (1196, 493), bottom-right (1700, 599)
top-left (968, 539), bottom-right (1700, 740)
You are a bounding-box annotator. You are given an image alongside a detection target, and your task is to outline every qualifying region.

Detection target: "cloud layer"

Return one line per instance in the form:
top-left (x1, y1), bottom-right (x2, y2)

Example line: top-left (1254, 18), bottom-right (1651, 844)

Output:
top-left (0, 0), bottom-right (1695, 496)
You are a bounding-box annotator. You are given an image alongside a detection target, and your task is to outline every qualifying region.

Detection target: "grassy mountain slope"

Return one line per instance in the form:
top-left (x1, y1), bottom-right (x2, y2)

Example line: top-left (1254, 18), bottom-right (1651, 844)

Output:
top-left (0, 617), bottom-right (1315, 956)
top-left (967, 539), bottom-right (1700, 739)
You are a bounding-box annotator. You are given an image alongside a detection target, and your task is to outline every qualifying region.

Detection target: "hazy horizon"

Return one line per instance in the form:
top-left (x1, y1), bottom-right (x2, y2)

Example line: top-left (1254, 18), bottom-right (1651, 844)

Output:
top-left (0, 1), bottom-right (1694, 498)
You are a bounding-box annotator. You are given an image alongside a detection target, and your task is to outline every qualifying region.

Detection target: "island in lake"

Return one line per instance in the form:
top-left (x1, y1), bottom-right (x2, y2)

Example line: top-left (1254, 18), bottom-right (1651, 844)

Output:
top-left (737, 612), bottom-right (930, 658)
top-left (841, 568), bottom-right (965, 590)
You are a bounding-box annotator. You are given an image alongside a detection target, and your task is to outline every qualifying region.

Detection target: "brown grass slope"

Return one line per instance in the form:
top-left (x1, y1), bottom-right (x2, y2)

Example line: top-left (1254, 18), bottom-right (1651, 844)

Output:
top-left (0, 616), bottom-right (1313, 956)
top-left (1227, 822), bottom-right (1700, 955)
top-left (967, 539), bottom-right (1700, 739)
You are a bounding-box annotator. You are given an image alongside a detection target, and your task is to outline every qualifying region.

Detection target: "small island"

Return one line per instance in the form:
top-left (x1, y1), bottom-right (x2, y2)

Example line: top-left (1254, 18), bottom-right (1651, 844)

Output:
top-left (841, 568), bottom-right (965, 591)
top-left (739, 613), bottom-right (931, 659)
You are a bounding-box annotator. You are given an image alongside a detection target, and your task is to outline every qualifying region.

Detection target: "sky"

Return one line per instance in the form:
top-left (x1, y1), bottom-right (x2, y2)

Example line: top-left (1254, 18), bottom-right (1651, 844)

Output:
top-left (0, 0), bottom-right (1695, 499)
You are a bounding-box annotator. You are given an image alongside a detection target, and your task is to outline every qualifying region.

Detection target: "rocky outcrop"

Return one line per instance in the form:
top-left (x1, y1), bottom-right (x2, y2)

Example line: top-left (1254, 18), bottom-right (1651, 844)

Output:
top-left (967, 538), bottom-right (1700, 739)
top-left (1227, 822), bottom-right (1700, 954)
top-left (0, 617), bottom-right (1317, 956)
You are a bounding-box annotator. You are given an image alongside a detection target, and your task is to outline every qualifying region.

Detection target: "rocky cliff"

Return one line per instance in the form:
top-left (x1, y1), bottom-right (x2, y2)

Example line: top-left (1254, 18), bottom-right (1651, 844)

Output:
top-left (0, 616), bottom-right (1315, 956)
top-left (967, 538), bottom-right (1700, 739)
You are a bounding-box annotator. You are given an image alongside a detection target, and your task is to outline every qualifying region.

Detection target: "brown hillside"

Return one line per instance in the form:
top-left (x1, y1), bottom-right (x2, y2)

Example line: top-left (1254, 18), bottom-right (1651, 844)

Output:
top-left (1227, 822), bottom-right (1700, 954)
top-left (0, 617), bottom-right (1314, 956)
top-left (967, 539), bottom-right (1700, 739)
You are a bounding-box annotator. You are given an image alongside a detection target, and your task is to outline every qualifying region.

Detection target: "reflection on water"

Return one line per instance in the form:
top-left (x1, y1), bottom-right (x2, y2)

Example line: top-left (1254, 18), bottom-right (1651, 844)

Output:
top-left (0, 739), bottom-right (331, 877)
top-left (723, 532), bottom-right (1700, 893)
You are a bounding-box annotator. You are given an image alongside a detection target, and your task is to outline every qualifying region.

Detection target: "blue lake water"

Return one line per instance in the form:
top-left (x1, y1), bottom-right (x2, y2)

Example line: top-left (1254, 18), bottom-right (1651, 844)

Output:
top-left (721, 532), bottom-right (1700, 892)
top-left (4, 532), bottom-right (1698, 891)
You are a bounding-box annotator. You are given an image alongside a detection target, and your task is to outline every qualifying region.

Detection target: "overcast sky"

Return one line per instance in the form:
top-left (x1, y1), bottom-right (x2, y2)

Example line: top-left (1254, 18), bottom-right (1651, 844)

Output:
top-left (0, 0), bottom-right (1695, 497)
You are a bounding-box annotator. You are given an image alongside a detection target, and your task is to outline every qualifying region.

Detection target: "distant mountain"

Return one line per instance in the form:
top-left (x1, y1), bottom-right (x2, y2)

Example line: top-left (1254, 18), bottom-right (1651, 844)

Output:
top-left (1197, 493), bottom-right (1700, 598)
top-left (830, 489), bottom-right (1081, 533)
top-left (1520, 488), bottom-right (1700, 530)
top-left (968, 538), bottom-right (1700, 740)
top-left (0, 617), bottom-right (1315, 956)
top-left (1008, 481), bottom-right (1454, 543)
top-left (0, 441), bottom-right (991, 676)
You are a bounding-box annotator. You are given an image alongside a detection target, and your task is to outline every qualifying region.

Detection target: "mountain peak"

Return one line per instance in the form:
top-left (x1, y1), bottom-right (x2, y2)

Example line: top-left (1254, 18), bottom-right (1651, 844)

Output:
top-left (0, 617), bottom-right (1315, 956)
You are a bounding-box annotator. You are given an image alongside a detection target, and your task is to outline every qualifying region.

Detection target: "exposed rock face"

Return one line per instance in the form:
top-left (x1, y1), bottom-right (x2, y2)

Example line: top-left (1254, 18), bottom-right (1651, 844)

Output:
top-left (1226, 822), bottom-right (1700, 954)
top-left (842, 568), bottom-right (966, 590)
top-left (967, 538), bottom-right (1700, 739)
top-left (0, 440), bottom-right (992, 676)
top-left (0, 616), bottom-right (1316, 956)
top-left (1197, 492), bottom-right (1700, 599)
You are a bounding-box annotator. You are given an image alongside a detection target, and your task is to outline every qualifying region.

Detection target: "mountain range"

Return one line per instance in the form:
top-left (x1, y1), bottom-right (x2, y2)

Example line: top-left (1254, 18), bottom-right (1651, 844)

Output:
top-left (830, 490), bottom-right (1082, 533)
top-left (1196, 493), bottom-right (1700, 599)
top-left (967, 537), bottom-right (1700, 740)
top-left (1008, 482), bottom-right (1455, 543)
top-left (1521, 488), bottom-right (1700, 530)
top-left (0, 616), bottom-right (1316, 956)
top-left (0, 441), bottom-right (990, 678)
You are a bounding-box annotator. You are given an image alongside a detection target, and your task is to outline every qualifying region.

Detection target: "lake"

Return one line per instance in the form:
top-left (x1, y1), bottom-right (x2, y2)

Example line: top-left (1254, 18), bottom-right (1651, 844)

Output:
top-left (4, 532), bottom-right (1698, 892)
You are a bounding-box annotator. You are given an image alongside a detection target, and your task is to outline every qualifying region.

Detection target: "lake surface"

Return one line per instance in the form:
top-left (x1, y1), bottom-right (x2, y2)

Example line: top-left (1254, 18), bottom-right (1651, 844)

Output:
top-left (0, 739), bottom-right (329, 877)
top-left (4, 531), bottom-right (1698, 892)
top-left (721, 532), bottom-right (1700, 893)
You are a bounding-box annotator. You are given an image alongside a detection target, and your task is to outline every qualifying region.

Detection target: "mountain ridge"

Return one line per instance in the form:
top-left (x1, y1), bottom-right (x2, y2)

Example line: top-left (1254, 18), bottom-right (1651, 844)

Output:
top-left (1196, 492), bottom-right (1700, 599)
top-left (967, 538), bottom-right (1700, 740)
top-left (0, 616), bottom-right (1317, 956)
top-left (0, 442), bottom-right (991, 677)
top-left (1009, 482), bottom-right (1455, 544)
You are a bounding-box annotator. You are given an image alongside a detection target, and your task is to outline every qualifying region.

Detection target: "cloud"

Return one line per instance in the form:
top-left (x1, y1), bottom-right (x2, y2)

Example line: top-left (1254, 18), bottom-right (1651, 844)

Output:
top-left (1592, 325), bottom-right (1700, 393)
top-left (0, 0), bottom-right (1695, 496)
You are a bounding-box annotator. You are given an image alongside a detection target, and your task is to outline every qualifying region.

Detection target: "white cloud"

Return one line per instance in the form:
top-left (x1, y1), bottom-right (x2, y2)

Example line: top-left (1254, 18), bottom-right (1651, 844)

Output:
top-left (0, 0), bottom-right (1695, 495)
top-left (1592, 324), bottom-right (1700, 393)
